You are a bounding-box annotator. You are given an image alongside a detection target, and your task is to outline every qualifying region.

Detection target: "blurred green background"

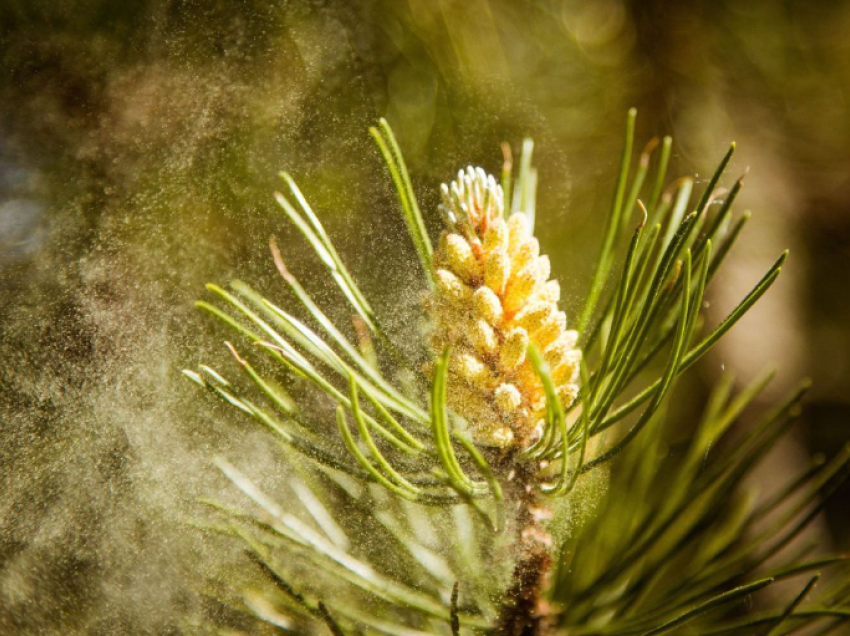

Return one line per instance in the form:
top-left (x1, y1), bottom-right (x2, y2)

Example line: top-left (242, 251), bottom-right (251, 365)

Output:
top-left (2, 1), bottom-right (849, 634)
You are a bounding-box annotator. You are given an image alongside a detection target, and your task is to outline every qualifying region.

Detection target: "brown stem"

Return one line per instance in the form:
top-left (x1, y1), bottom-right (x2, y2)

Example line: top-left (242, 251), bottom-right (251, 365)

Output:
top-left (495, 461), bottom-right (555, 636)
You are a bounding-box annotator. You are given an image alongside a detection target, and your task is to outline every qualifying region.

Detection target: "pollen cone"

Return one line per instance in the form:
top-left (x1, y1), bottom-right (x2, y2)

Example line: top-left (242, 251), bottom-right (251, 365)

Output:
top-left (427, 166), bottom-right (581, 449)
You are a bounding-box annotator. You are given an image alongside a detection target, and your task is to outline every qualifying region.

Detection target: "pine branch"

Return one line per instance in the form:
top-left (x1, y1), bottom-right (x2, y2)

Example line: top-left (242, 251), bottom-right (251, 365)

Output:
top-left (185, 113), bottom-right (850, 636)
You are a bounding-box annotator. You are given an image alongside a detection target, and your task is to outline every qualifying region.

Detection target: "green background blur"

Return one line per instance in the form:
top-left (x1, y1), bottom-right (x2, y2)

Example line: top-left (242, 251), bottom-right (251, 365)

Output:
top-left (2, 1), bottom-right (849, 634)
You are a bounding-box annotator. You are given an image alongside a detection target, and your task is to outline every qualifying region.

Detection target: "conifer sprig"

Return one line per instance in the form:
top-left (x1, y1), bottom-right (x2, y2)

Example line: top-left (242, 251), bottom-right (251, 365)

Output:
top-left (185, 113), bottom-right (850, 636)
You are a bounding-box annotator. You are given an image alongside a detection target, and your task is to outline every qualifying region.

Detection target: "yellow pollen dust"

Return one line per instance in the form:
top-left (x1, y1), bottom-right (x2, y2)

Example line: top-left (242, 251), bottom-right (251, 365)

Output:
top-left (428, 166), bottom-right (581, 449)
